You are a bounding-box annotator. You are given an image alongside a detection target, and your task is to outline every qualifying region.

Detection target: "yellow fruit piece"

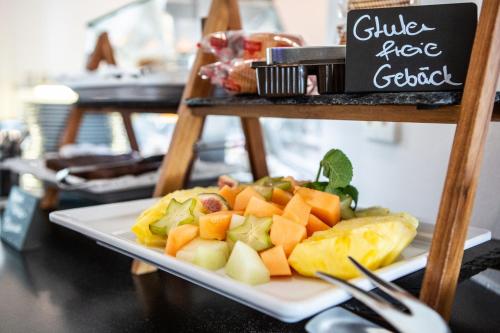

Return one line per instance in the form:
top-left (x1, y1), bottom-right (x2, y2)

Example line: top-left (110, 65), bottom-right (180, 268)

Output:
top-left (288, 213), bottom-right (418, 279)
top-left (131, 187), bottom-right (218, 247)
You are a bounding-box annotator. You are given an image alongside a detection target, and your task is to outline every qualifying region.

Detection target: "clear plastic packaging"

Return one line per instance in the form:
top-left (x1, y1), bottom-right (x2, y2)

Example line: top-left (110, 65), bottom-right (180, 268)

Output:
top-left (199, 30), bottom-right (304, 63)
top-left (198, 30), bottom-right (304, 94)
top-left (200, 59), bottom-right (257, 94)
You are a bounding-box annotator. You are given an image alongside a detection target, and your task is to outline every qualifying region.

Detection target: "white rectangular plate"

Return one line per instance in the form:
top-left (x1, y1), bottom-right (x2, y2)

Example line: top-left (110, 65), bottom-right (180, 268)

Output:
top-left (49, 198), bottom-right (492, 323)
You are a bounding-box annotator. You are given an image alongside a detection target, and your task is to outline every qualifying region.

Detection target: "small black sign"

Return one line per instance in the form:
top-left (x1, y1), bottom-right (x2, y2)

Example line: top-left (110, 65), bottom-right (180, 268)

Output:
top-left (345, 3), bottom-right (477, 93)
top-left (1, 186), bottom-right (44, 251)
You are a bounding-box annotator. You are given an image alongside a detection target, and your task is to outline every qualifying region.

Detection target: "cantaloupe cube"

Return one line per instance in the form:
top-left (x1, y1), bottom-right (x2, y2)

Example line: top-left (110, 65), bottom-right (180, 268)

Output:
top-left (165, 224), bottom-right (199, 256)
top-left (244, 196), bottom-right (283, 217)
top-left (273, 203), bottom-right (285, 210)
top-left (199, 211), bottom-right (236, 240)
top-left (283, 194), bottom-right (311, 226)
top-left (295, 187), bottom-right (341, 226)
top-left (270, 215), bottom-right (307, 256)
top-left (306, 213), bottom-right (330, 237)
top-left (260, 245), bottom-right (292, 276)
top-left (233, 186), bottom-right (264, 211)
top-left (219, 185), bottom-right (238, 208)
top-left (271, 187), bottom-right (293, 206)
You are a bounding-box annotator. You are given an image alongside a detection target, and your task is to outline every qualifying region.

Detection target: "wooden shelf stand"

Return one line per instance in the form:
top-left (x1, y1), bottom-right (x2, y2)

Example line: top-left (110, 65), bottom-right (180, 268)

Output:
top-left (152, 0), bottom-right (500, 321)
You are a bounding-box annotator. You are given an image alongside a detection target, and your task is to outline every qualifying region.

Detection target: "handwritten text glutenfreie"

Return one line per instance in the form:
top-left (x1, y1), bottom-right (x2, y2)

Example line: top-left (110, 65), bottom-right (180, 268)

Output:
top-left (352, 14), bottom-right (462, 89)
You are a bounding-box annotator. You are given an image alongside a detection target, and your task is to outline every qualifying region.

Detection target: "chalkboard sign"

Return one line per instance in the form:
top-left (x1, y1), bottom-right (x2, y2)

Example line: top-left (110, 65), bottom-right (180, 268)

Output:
top-left (1, 186), bottom-right (45, 251)
top-left (345, 3), bottom-right (477, 93)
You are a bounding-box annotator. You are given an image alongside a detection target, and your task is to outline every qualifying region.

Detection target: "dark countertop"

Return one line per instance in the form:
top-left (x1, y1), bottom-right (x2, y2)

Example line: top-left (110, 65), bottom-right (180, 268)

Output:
top-left (1, 218), bottom-right (499, 333)
top-left (186, 91), bottom-right (500, 107)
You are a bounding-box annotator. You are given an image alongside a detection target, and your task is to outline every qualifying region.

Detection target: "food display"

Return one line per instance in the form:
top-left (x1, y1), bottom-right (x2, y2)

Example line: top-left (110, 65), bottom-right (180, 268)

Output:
top-left (132, 148), bottom-right (418, 285)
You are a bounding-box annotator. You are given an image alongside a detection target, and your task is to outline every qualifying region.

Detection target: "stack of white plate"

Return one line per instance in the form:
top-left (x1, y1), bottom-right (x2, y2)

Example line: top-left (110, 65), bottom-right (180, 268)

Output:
top-left (23, 103), bottom-right (112, 157)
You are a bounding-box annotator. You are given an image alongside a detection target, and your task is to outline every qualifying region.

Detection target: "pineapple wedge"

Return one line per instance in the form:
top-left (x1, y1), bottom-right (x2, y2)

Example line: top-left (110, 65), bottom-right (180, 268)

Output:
top-left (288, 213), bottom-right (418, 279)
top-left (132, 187), bottom-right (218, 247)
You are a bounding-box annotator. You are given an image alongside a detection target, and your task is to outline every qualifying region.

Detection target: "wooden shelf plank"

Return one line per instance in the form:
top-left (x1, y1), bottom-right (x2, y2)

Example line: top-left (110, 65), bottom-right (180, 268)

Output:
top-left (189, 104), bottom-right (460, 123)
top-left (187, 92), bottom-right (500, 123)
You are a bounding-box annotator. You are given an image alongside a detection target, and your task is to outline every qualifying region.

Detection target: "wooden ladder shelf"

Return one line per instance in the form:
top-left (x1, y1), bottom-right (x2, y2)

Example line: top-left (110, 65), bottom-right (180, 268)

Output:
top-left (150, 0), bottom-right (500, 320)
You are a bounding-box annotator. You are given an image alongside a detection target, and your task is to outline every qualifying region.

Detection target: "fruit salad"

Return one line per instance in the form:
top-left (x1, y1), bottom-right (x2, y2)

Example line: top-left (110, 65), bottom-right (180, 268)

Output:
top-left (132, 149), bottom-right (418, 285)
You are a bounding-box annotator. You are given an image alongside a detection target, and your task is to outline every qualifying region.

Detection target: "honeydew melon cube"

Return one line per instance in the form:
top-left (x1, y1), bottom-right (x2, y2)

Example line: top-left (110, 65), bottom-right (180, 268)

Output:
top-left (176, 238), bottom-right (229, 271)
top-left (225, 241), bottom-right (270, 285)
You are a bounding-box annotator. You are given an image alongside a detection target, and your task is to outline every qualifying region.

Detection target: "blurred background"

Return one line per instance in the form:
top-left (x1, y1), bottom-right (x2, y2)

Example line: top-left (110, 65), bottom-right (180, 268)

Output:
top-left (0, 0), bottom-right (499, 237)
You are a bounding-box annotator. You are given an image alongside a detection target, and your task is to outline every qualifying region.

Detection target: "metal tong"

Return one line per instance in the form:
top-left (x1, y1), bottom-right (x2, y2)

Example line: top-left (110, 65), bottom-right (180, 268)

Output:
top-left (316, 257), bottom-right (450, 333)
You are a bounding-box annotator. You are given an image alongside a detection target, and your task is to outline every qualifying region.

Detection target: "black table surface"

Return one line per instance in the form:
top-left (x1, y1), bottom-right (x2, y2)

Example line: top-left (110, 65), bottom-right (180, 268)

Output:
top-left (1, 220), bottom-right (499, 333)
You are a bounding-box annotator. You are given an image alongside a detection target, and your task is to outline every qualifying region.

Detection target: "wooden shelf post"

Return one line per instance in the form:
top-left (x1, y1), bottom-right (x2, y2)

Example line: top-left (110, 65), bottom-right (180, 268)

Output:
top-left (420, 1), bottom-right (500, 319)
top-left (153, 0), bottom-right (268, 197)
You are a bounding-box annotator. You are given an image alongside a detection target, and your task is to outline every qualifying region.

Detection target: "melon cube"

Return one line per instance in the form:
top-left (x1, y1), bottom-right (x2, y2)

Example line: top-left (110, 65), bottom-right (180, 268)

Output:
top-left (283, 194), bottom-right (311, 226)
top-left (176, 238), bottom-right (229, 271)
top-left (225, 241), bottom-right (270, 285)
top-left (270, 215), bottom-right (307, 256)
top-left (260, 246), bottom-right (292, 276)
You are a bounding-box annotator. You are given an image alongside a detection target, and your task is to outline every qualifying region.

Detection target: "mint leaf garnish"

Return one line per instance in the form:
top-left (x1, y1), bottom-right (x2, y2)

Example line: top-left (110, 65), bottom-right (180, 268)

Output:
top-left (304, 181), bottom-right (328, 191)
top-left (313, 148), bottom-right (358, 212)
top-left (343, 185), bottom-right (359, 209)
top-left (321, 149), bottom-right (353, 188)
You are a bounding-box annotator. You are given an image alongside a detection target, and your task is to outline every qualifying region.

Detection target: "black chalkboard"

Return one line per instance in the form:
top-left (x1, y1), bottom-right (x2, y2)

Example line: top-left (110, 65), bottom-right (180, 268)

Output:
top-left (0, 186), bottom-right (46, 251)
top-left (345, 3), bottom-right (477, 93)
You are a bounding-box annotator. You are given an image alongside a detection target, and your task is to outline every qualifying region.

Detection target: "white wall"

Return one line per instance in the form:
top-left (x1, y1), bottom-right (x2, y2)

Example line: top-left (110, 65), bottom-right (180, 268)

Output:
top-left (0, 0), bottom-right (132, 119)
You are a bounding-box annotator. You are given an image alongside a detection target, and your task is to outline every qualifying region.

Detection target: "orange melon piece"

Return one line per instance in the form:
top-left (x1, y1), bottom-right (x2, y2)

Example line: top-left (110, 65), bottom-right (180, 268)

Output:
top-left (295, 187), bottom-right (341, 226)
top-left (218, 185), bottom-right (238, 208)
top-left (273, 203), bottom-right (285, 210)
top-left (233, 186), bottom-right (264, 211)
top-left (282, 194), bottom-right (311, 226)
top-left (306, 213), bottom-right (330, 237)
top-left (270, 215), bottom-right (307, 256)
top-left (244, 196), bottom-right (283, 217)
top-left (199, 211), bottom-right (238, 240)
top-left (260, 245), bottom-right (292, 276)
top-left (165, 224), bottom-right (199, 256)
top-left (271, 187), bottom-right (293, 206)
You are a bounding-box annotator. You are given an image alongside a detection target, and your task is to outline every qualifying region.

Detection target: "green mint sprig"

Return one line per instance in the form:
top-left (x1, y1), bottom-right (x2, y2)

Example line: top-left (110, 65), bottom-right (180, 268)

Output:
top-left (308, 149), bottom-right (358, 209)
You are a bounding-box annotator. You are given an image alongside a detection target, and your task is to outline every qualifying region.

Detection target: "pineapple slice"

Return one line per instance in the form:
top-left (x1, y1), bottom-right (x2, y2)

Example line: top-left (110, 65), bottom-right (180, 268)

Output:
top-left (288, 213), bottom-right (418, 279)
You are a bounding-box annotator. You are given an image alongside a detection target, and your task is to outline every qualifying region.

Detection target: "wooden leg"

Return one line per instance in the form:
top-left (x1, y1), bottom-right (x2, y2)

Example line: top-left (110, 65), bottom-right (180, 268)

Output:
top-left (241, 118), bottom-right (269, 180)
top-left (420, 1), bottom-right (500, 320)
top-left (153, 0), bottom-right (232, 197)
top-left (228, 0), bottom-right (242, 29)
top-left (59, 106), bottom-right (84, 147)
top-left (39, 186), bottom-right (60, 210)
top-left (131, 259), bottom-right (157, 275)
top-left (154, 109), bottom-right (206, 196)
top-left (120, 112), bottom-right (140, 152)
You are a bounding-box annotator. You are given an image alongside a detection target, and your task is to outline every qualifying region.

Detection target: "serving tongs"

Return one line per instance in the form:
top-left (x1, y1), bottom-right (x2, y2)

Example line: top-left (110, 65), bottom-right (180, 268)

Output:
top-left (55, 153), bottom-right (144, 190)
top-left (316, 257), bottom-right (450, 333)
